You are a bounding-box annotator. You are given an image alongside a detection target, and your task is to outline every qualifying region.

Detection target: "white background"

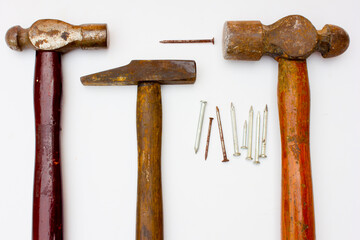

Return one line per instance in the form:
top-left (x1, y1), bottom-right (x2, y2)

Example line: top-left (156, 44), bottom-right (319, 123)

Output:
top-left (0, 0), bottom-right (359, 239)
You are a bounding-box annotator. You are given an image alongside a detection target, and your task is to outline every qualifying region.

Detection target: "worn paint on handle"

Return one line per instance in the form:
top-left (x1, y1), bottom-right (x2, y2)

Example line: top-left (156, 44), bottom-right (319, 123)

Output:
top-left (33, 51), bottom-right (63, 240)
top-left (278, 58), bottom-right (315, 240)
top-left (136, 82), bottom-right (163, 240)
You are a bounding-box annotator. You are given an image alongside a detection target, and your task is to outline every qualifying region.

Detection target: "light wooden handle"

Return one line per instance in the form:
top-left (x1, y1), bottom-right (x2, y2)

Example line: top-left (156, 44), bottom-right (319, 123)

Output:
top-left (136, 82), bottom-right (163, 240)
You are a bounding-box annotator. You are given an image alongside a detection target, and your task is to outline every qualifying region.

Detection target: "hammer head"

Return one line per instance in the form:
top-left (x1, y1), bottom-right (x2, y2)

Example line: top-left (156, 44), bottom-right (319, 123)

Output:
top-left (81, 60), bottom-right (196, 86)
top-left (6, 19), bottom-right (107, 53)
top-left (223, 15), bottom-right (349, 60)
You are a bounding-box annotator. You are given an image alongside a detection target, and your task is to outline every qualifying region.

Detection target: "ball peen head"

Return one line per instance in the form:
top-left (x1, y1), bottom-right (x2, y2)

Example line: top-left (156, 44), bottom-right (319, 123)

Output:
top-left (6, 19), bottom-right (107, 53)
top-left (223, 15), bottom-right (349, 61)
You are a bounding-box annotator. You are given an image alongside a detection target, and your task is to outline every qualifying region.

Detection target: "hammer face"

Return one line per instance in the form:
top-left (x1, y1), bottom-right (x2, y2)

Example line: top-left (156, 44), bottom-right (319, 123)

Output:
top-left (81, 60), bottom-right (196, 86)
top-left (223, 21), bottom-right (264, 61)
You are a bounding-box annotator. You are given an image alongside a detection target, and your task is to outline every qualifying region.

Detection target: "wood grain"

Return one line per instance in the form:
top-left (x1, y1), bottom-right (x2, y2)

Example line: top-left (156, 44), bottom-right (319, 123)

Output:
top-left (136, 82), bottom-right (163, 240)
top-left (278, 58), bottom-right (315, 240)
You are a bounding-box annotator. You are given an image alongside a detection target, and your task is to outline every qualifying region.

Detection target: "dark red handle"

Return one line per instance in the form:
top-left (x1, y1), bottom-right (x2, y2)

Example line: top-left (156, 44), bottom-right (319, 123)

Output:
top-left (278, 58), bottom-right (315, 240)
top-left (33, 51), bottom-right (63, 240)
top-left (136, 82), bottom-right (164, 240)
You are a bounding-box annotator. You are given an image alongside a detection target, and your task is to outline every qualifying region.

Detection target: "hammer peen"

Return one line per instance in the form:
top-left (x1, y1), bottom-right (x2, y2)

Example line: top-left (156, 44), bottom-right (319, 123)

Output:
top-left (6, 19), bottom-right (107, 240)
top-left (223, 15), bottom-right (349, 240)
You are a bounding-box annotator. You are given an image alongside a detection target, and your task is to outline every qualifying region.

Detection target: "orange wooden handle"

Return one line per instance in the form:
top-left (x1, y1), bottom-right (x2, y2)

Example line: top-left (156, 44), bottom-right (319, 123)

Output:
top-left (278, 58), bottom-right (315, 240)
top-left (136, 82), bottom-right (164, 240)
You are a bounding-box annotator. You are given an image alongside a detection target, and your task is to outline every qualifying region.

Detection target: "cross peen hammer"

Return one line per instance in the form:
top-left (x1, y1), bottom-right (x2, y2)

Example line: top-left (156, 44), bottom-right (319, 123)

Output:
top-left (223, 15), bottom-right (349, 240)
top-left (81, 60), bottom-right (196, 240)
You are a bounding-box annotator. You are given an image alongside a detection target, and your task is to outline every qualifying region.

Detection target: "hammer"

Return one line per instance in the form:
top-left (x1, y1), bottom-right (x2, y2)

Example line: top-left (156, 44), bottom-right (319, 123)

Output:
top-left (223, 15), bottom-right (349, 239)
top-left (6, 19), bottom-right (107, 239)
top-left (81, 60), bottom-right (196, 240)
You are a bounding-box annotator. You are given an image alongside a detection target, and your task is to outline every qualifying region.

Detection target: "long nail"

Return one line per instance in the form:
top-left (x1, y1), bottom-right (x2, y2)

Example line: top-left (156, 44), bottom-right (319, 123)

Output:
top-left (205, 117), bottom-right (214, 160)
top-left (216, 106), bottom-right (229, 162)
top-left (230, 103), bottom-right (241, 156)
top-left (241, 120), bottom-right (247, 149)
top-left (254, 112), bottom-right (261, 164)
top-left (160, 38), bottom-right (215, 44)
top-left (260, 105), bottom-right (268, 158)
top-left (194, 100), bottom-right (207, 153)
top-left (246, 106), bottom-right (254, 160)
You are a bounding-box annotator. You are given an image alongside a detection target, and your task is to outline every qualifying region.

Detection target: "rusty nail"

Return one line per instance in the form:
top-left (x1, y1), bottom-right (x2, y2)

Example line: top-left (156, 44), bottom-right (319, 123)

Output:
top-left (205, 117), bottom-right (214, 160)
top-left (160, 37), bottom-right (214, 44)
top-left (216, 106), bottom-right (229, 162)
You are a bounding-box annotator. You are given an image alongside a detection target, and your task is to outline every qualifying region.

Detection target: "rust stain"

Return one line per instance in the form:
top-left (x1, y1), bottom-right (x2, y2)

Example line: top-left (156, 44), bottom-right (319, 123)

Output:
top-left (61, 32), bottom-right (70, 40)
top-left (34, 39), bottom-right (48, 48)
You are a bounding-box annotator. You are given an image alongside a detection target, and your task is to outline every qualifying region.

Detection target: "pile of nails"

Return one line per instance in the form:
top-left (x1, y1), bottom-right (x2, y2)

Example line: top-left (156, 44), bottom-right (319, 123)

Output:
top-left (194, 101), bottom-right (268, 165)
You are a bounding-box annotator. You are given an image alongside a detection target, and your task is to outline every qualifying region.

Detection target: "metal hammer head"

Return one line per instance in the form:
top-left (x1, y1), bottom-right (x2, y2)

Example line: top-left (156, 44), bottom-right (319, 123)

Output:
top-left (6, 19), bottom-right (107, 53)
top-left (81, 60), bottom-right (196, 86)
top-left (223, 15), bottom-right (349, 60)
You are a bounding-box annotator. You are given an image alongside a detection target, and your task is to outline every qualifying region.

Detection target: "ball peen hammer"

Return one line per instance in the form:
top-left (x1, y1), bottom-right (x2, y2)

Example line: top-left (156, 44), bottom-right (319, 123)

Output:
top-left (223, 15), bottom-right (349, 240)
top-left (81, 60), bottom-right (196, 240)
top-left (6, 19), bottom-right (107, 240)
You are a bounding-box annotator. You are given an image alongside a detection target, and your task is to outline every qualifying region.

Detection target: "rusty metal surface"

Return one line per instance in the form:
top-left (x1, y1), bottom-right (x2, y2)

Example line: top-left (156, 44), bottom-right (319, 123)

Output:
top-left (223, 21), bottom-right (264, 60)
top-left (81, 60), bottom-right (196, 86)
top-left (223, 15), bottom-right (349, 60)
top-left (160, 38), bottom-right (215, 44)
top-left (5, 19), bottom-right (107, 53)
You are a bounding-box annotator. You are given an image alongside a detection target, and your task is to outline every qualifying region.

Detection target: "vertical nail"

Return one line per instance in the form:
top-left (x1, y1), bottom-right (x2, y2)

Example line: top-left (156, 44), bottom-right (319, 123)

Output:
top-left (241, 120), bottom-right (247, 149)
top-left (246, 106), bottom-right (254, 160)
top-left (260, 105), bottom-right (268, 158)
top-left (230, 103), bottom-right (241, 156)
top-left (194, 100), bottom-right (207, 153)
top-left (205, 117), bottom-right (214, 160)
top-left (254, 112), bottom-right (261, 164)
top-left (216, 106), bottom-right (229, 162)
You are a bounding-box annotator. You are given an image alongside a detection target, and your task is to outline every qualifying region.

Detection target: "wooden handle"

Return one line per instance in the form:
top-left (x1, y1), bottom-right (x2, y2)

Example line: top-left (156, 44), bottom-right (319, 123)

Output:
top-left (136, 82), bottom-right (163, 240)
top-left (33, 51), bottom-right (63, 240)
top-left (278, 58), bottom-right (315, 240)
